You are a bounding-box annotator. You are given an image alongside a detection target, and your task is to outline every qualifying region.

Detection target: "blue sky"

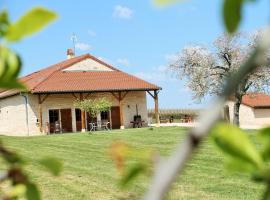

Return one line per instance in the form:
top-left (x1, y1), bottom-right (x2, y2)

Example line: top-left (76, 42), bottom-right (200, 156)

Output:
top-left (2, 0), bottom-right (269, 108)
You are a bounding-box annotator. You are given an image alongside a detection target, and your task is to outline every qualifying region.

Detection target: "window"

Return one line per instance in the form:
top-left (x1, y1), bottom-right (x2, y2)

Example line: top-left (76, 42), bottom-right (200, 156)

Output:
top-left (49, 110), bottom-right (59, 123)
top-left (75, 109), bottom-right (81, 121)
top-left (101, 111), bottom-right (109, 120)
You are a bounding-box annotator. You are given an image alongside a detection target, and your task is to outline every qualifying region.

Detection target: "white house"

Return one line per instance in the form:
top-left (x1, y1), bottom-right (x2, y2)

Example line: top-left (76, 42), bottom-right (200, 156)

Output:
top-left (225, 93), bottom-right (270, 129)
top-left (0, 50), bottom-right (161, 136)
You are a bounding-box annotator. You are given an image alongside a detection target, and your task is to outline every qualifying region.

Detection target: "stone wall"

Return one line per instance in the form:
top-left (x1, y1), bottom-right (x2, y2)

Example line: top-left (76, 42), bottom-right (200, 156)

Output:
top-left (226, 101), bottom-right (270, 129)
top-left (0, 94), bottom-right (40, 136)
top-left (0, 91), bottom-right (148, 136)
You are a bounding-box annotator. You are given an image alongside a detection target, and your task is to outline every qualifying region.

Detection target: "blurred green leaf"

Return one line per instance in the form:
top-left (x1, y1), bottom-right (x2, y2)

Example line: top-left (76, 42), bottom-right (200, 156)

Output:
top-left (225, 157), bottom-right (256, 173)
top-left (257, 127), bottom-right (270, 161)
top-left (26, 183), bottom-right (40, 200)
top-left (223, 0), bottom-right (243, 33)
top-left (121, 163), bottom-right (147, 187)
top-left (154, 0), bottom-right (184, 6)
top-left (6, 7), bottom-right (57, 42)
top-left (0, 10), bottom-right (10, 37)
top-left (0, 46), bottom-right (25, 89)
top-left (39, 157), bottom-right (62, 176)
top-left (6, 184), bottom-right (26, 198)
top-left (211, 123), bottom-right (262, 168)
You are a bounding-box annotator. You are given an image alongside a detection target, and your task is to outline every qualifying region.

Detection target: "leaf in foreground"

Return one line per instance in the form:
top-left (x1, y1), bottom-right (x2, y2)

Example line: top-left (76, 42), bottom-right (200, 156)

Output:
top-left (6, 7), bottom-right (57, 42)
top-left (26, 183), bottom-right (40, 200)
top-left (211, 123), bottom-right (262, 168)
top-left (223, 0), bottom-right (243, 33)
top-left (39, 157), bottom-right (63, 176)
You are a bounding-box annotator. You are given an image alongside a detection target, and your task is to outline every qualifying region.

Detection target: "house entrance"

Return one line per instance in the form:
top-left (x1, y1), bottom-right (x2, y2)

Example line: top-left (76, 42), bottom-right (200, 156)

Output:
top-left (48, 108), bottom-right (72, 133)
top-left (111, 106), bottom-right (121, 129)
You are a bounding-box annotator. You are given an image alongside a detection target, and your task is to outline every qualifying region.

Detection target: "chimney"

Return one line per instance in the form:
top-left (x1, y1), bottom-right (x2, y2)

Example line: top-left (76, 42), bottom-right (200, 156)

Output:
top-left (67, 48), bottom-right (74, 59)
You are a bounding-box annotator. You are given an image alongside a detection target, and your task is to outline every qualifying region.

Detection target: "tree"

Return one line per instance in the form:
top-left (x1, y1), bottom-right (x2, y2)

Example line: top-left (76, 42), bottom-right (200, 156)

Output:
top-left (169, 33), bottom-right (270, 126)
top-left (74, 98), bottom-right (112, 121)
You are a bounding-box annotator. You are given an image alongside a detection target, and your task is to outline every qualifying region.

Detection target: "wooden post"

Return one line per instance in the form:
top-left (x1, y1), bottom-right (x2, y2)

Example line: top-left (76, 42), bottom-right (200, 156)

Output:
top-left (80, 93), bottom-right (86, 132)
top-left (154, 90), bottom-right (160, 127)
top-left (119, 92), bottom-right (124, 129)
top-left (38, 95), bottom-right (43, 133)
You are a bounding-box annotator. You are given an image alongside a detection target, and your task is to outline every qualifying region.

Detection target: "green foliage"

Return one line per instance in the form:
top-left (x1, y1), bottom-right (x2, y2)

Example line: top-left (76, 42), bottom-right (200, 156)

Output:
top-left (0, 7), bottom-right (57, 89)
top-left (0, 46), bottom-right (25, 89)
top-left (6, 7), bottom-right (57, 42)
top-left (154, 0), bottom-right (184, 6)
top-left (0, 6), bottom-right (59, 200)
top-left (223, 0), bottom-right (243, 33)
top-left (0, 10), bottom-right (9, 37)
top-left (39, 157), bottom-right (63, 176)
top-left (109, 141), bottom-right (154, 187)
top-left (212, 123), bottom-right (270, 199)
top-left (258, 127), bottom-right (270, 161)
top-left (74, 98), bottom-right (112, 116)
top-left (26, 183), bottom-right (40, 200)
top-left (211, 123), bottom-right (262, 168)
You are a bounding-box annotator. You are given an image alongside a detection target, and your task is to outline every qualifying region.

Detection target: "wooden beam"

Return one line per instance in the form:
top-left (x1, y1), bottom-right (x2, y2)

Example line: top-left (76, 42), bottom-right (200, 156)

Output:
top-left (84, 93), bottom-right (92, 99)
top-left (121, 91), bottom-right (129, 100)
top-left (80, 93), bottom-right (86, 132)
top-left (110, 91), bottom-right (129, 129)
top-left (38, 94), bottom-right (43, 133)
top-left (110, 92), bottom-right (119, 101)
top-left (119, 92), bottom-right (124, 129)
top-left (39, 94), bottom-right (49, 104)
top-left (72, 93), bottom-right (78, 99)
top-left (154, 90), bottom-right (160, 127)
top-left (147, 91), bottom-right (155, 99)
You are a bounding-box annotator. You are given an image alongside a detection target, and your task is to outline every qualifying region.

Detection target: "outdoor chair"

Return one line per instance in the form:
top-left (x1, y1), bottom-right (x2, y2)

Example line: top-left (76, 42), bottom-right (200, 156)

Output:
top-left (101, 121), bottom-right (110, 131)
top-left (54, 121), bottom-right (61, 133)
top-left (89, 121), bottom-right (110, 131)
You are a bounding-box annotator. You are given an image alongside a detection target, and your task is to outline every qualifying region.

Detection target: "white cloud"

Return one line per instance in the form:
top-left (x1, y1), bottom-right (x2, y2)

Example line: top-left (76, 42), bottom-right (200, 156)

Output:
top-left (88, 30), bottom-right (96, 37)
top-left (113, 5), bottom-right (133, 19)
top-left (75, 42), bottom-right (91, 51)
top-left (116, 58), bottom-right (130, 66)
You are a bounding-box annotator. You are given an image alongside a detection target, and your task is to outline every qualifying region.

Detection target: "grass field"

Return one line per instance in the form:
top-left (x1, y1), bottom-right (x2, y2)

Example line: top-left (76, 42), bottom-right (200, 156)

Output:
top-left (0, 127), bottom-right (264, 200)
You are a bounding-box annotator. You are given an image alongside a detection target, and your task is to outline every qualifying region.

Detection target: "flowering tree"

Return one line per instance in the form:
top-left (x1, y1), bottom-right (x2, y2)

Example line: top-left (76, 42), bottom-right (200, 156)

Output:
top-left (169, 33), bottom-right (270, 125)
top-left (74, 98), bottom-right (112, 120)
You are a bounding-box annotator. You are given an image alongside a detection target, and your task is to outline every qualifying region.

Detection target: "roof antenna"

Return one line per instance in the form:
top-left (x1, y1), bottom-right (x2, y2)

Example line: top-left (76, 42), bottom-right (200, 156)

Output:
top-left (70, 33), bottom-right (77, 56)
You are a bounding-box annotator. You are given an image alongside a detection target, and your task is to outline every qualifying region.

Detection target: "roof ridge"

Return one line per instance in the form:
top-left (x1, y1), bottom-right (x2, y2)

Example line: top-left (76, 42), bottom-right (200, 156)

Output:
top-left (31, 55), bottom-right (89, 92)
top-left (84, 54), bottom-right (120, 71)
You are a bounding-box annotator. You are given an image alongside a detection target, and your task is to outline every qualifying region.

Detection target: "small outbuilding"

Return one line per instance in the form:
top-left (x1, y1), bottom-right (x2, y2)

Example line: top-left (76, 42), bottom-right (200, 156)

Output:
top-left (225, 93), bottom-right (270, 129)
top-left (0, 50), bottom-right (161, 136)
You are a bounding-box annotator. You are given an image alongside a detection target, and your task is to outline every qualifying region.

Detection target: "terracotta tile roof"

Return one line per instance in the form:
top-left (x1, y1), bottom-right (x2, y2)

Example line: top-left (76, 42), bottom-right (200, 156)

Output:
top-left (0, 54), bottom-right (160, 98)
top-left (242, 93), bottom-right (270, 108)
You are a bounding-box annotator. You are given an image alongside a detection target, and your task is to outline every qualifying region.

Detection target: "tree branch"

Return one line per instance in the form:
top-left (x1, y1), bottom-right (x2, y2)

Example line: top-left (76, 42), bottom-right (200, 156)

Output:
top-left (212, 65), bottom-right (229, 71)
top-left (143, 27), bottom-right (270, 200)
top-left (223, 53), bottom-right (231, 66)
top-left (244, 82), bottom-right (253, 92)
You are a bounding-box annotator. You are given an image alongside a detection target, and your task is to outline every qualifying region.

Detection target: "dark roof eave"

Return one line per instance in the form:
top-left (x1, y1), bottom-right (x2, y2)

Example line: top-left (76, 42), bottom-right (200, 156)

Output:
top-left (31, 87), bottom-right (162, 94)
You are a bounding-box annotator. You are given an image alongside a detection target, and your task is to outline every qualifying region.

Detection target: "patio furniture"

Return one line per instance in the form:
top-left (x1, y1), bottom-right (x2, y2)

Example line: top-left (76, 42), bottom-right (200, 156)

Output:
top-left (54, 121), bottom-right (61, 133)
top-left (130, 120), bottom-right (145, 128)
top-left (89, 121), bottom-right (110, 131)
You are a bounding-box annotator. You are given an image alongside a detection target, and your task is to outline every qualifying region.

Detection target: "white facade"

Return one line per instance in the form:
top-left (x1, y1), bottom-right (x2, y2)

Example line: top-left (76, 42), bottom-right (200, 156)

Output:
top-left (0, 91), bottom-right (148, 136)
top-left (226, 100), bottom-right (270, 129)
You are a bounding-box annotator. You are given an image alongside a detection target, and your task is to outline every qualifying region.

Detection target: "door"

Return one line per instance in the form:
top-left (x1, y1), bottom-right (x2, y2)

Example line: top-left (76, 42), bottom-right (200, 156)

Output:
top-left (60, 109), bottom-right (72, 132)
top-left (75, 109), bottom-right (82, 132)
top-left (49, 109), bottom-right (60, 133)
top-left (111, 106), bottom-right (121, 129)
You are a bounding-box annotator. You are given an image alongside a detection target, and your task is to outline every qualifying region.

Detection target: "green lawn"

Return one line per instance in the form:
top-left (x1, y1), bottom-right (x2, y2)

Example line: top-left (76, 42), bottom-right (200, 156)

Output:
top-left (0, 127), bottom-right (264, 200)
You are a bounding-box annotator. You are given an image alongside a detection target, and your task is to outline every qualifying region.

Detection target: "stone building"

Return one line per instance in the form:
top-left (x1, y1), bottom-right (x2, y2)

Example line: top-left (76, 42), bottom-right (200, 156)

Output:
top-left (225, 93), bottom-right (270, 129)
top-left (0, 50), bottom-right (161, 136)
